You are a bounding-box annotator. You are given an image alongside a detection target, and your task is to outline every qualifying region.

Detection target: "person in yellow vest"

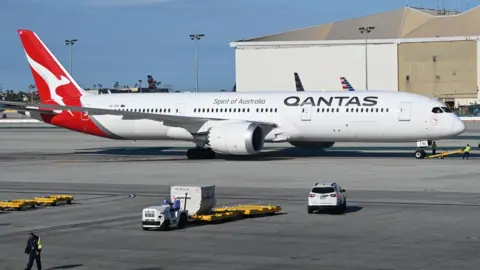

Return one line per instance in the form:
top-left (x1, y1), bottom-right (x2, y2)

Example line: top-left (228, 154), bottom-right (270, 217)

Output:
top-left (463, 144), bottom-right (471, 160)
top-left (24, 232), bottom-right (42, 270)
top-left (432, 141), bottom-right (437, 155)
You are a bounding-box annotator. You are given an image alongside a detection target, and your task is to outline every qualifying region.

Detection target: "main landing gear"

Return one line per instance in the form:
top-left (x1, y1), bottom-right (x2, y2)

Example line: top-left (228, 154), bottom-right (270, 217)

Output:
top-left (186, 148), bottom-right (216, 159)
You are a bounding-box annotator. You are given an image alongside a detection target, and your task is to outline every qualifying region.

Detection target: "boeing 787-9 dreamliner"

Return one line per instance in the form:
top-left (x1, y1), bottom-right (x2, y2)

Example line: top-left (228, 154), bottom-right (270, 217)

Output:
top-left (0, 29), bottom-right (466, 160)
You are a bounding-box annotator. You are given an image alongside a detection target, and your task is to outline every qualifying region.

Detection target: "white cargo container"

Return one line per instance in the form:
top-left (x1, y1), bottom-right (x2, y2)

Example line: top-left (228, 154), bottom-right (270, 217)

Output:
top-left (170, 185), bottom-right (216, 216)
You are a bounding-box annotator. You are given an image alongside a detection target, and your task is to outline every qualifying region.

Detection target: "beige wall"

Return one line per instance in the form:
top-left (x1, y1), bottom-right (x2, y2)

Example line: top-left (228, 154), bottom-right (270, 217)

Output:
top-left (398, 40), bottom-right (477, 99)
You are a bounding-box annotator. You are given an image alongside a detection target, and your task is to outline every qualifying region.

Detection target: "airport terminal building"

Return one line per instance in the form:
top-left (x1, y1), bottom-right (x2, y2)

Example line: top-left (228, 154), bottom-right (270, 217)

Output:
top-left (230, 6), bottom-right (480, 107)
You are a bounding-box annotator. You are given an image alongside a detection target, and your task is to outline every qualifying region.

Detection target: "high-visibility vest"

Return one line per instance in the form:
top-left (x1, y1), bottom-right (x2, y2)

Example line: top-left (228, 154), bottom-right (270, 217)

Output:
top-left (433, 144), bottom-right (437, 149)
top-left (465, 146), bottom-right (471, 152)
top-left (37, 237), bottom-right (42, 250)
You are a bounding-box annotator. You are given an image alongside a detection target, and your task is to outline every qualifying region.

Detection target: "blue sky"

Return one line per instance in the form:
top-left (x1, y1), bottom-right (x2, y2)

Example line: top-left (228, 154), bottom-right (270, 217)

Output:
top-left (0, 0), bottom-right (478, 91)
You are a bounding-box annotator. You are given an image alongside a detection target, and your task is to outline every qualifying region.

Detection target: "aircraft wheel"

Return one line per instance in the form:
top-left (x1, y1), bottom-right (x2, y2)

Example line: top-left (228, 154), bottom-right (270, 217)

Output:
top-left (414, 149), bottom-right (426, 159)
top-left (187, 148), bottom-right (216, 159)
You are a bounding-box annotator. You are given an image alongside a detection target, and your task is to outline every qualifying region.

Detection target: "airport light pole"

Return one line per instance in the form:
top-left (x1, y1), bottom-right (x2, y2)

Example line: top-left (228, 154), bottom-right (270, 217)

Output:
top-left (190, 33), bottom-right (204, 92)
top-left (65, 39), bottom-right (78, 75)
top-left (28, 84), bottom-right (35, 104)
top-left (359, 26), bottom-right (375, 91)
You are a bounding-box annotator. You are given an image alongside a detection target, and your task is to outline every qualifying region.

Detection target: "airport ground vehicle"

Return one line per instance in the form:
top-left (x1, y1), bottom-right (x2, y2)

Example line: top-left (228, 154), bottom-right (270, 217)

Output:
top-left (142, 185), bottom-right (216, 231)
top-left (307, 182), bottom-right (347, 214)
top-left (34, 195), bottom-right (73, 206)
top-left (142, 185), bottom-right (281, 231)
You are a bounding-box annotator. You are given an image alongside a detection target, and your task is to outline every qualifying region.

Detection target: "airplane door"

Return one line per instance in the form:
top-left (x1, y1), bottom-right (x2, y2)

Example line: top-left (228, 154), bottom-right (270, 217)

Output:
top-left (80, 111), bottom-right (89, 121)
top-left (398, 102), bottom-right (411, 121)
top-left (301, 105), bottom-right (312, 121)
top-left (176, 103), bottom-right (186, 115)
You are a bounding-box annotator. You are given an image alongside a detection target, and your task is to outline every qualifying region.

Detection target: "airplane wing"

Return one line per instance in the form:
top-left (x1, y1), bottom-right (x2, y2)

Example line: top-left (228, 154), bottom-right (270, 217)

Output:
top-left (0, 100), bottom-right (278, 133)
top-left (0, 100), bottom-right (58, 115)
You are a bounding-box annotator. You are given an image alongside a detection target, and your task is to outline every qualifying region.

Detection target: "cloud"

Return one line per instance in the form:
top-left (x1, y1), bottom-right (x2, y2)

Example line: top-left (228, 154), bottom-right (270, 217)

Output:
top-left (81, 0), bottom-right (175, 7)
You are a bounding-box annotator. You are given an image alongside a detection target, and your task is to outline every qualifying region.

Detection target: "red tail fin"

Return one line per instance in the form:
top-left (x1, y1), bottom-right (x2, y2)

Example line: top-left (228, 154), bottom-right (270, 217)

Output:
top-left (17, 29), bottom-right (88, 106)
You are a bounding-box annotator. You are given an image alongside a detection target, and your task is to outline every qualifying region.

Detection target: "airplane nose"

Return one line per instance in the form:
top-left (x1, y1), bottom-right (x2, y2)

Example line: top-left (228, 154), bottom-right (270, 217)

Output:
top-left (452, 119), bottom-right (466, 135)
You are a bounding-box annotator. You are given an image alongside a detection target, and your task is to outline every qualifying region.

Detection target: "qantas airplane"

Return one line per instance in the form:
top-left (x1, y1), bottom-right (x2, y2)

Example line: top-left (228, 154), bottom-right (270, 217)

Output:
top-left (0, 29), bottom-right (466, 160)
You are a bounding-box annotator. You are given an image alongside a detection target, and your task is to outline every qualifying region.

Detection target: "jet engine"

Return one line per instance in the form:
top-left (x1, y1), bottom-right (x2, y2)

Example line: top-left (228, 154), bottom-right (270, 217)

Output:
top-left (289, 141), bottom-right (335, 149)
top-left (208, 122), bottom-right (265, 155)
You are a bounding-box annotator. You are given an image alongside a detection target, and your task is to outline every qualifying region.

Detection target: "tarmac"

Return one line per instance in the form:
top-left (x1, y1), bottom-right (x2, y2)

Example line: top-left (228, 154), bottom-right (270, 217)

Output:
top-left (0, 124), bottom-right (479, 270)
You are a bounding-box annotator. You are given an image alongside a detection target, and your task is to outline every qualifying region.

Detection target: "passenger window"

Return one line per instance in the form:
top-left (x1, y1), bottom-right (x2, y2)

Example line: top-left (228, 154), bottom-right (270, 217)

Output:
top-left (336, 108), bottom-right (339, 112)
top-left (386, 108), bottom-right (389, 112)
top-left (432, 107), bottom-right (443, 113)
top-left (274, 108), bottom-right (277, 112)
top-left (326, 108), bottom-right (329, 112)
top-left (441, 106), bottom-right (453, 113)
top-left (322, 108), bottom-right (325, 113)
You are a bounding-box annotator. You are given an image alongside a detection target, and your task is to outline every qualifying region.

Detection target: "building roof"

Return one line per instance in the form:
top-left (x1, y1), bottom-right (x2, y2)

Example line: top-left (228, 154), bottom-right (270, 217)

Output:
top-left (235, 6), bottom-right (480, 43)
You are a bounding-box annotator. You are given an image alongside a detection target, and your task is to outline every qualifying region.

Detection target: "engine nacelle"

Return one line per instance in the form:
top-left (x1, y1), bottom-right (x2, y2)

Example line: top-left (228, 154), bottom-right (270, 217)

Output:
top-left (289, 141), bottom-right (335, 149)
top-left (208, 122), bottom-right (265, 155)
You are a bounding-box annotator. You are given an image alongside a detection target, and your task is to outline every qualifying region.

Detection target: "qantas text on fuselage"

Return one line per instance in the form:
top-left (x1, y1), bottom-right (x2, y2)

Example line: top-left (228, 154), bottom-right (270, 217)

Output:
top-left (284, 96), bottom-right (378, 107)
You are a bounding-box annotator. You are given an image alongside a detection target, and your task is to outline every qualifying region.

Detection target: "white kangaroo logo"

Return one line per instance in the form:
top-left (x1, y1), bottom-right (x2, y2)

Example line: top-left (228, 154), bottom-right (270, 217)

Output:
top-left (25, 52), bottom-right (74, 116)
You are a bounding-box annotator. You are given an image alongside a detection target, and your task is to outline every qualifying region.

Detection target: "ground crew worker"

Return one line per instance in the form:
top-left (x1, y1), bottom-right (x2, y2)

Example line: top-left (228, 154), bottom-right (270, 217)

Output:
top-left (432, 141), bottom-right (437, 155)
top-left (24, 232), bottom-right (42, 270)
top-left (463, 144), bottom-right (471, 160)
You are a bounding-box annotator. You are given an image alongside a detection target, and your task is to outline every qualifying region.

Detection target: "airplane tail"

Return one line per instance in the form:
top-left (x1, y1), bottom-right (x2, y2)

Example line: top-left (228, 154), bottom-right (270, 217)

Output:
top-left (294, 72), bottom-right (304, 91)
top-left (340, 77), bottom-right (355, 91)
top-left (17, 29), bottom-right (89, 105)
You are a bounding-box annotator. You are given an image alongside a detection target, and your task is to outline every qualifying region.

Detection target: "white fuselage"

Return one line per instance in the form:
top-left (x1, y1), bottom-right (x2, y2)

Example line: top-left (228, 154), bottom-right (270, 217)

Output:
top-left (78, 91), bottom-right (465, 143)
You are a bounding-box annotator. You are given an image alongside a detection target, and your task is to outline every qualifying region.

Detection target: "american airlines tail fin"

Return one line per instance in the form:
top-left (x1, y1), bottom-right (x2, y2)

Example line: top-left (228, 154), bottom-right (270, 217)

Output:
top-left (17, 29), bottom-right (89, 105)
top-left (340, 77), bottom-right (355, 91)
top-left (294, 72), bottom-right (304, 91)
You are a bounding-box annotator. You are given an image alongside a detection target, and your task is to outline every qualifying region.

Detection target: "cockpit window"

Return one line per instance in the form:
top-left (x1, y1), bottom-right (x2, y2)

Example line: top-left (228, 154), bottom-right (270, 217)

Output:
top-left (432, 107), bottom-right (443, 113)
top-left (441, 106), bottom-right (453, 113)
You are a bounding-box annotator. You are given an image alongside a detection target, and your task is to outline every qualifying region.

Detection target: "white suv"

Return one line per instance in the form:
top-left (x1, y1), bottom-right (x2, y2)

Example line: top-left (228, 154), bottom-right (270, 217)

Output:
top-left (307, 182), bottom-right (347, 214)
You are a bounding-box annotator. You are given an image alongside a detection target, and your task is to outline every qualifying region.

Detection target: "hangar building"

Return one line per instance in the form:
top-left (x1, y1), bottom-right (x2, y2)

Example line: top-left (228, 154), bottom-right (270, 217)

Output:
top-left (230, 6), bottom-right (480, 107)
